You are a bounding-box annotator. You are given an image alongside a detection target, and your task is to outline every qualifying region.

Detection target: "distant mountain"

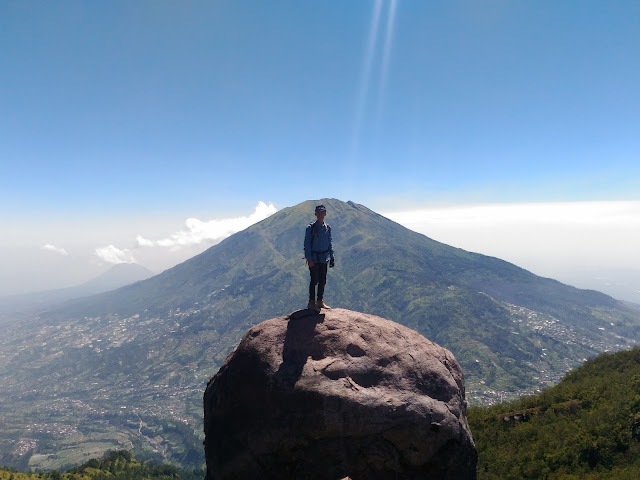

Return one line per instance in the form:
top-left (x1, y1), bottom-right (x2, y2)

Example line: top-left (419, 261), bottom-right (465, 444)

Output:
top-left (79, 263), bottom-right (156, 294)
top-left (0, 263), bottom-right (155, 324)
top-left (1, 199), bottom-right (639, 471)
top-left (469, 347), bottom-right (640, 479)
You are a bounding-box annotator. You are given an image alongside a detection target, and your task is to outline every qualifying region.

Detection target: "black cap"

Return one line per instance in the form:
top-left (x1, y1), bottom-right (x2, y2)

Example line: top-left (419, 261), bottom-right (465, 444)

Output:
top-left (315, 205), bottom-right (326, 213)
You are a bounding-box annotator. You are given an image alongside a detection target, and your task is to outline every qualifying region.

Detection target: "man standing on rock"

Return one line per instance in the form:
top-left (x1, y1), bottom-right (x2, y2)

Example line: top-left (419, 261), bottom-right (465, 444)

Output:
top-left (304, 204), bottom-right (334, 310)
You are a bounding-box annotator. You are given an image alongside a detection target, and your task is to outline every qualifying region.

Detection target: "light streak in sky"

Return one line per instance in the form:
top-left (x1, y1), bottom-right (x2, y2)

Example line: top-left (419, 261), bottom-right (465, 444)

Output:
top-left (351, 0), bottom-right (383, 159)
top-left (376, 0), bottom-right (398, 124)
top-left (350, 0), bottom-right (398, 160)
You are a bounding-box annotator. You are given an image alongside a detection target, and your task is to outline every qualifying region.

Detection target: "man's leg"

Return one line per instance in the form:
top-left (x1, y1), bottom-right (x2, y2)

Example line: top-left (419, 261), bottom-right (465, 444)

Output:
top-left (308, 265), bottom-right (318, 307)
top-left (316, 263), bottom-right (331, 309)
top-left (316, 262), bottom-right (328, 301)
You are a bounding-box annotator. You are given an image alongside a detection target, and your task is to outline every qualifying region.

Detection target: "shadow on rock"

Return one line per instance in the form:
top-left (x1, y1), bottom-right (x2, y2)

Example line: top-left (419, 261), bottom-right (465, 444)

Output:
top-left (277, 309), bottom-right (325, 387)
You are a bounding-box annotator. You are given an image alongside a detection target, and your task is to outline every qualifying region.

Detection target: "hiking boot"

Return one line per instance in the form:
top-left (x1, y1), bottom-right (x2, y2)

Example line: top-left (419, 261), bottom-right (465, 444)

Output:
top-left (316, 299), bottom-right (331, 310)
top-left (307, 300), bottom-right (320, 311)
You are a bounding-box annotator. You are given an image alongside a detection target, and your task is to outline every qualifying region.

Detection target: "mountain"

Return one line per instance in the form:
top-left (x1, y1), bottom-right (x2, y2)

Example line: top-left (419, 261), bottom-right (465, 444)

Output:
top-left (75, 263), bottom-right (156, 295)
top-left (1, 199), bottom-right (639, 471)
top-left (52, 199), bottom-right (640, 393)
top-left (0, 263), bottom-right (155, 324)
top-left (469, 347), bottom-right (640, 479)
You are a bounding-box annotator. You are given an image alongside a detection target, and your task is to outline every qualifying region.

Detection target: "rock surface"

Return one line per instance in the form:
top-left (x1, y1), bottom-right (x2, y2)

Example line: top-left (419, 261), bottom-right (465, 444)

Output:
top-left (203, 308), bottom-right (477, 480)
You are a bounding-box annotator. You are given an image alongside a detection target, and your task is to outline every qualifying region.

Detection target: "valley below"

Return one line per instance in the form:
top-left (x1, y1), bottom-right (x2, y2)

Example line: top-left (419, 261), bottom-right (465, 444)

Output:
top-left (1, 292), bottom-right (636, 471)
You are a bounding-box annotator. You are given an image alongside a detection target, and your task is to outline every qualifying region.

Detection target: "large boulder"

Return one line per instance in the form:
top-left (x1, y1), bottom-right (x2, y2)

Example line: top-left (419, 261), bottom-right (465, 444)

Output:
top-left (203, 308), bottom-right (477, 480)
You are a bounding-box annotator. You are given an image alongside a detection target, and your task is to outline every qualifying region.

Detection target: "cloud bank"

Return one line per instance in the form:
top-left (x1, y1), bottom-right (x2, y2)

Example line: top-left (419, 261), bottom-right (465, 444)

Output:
top-left (42, 244), bottom-right (69, 256)
top-left (384, 201), bottom-right (640, 230)
top-left (382, 201), bottom-right (640, 279)
top-left (136, 201), bottom-right (277, 250)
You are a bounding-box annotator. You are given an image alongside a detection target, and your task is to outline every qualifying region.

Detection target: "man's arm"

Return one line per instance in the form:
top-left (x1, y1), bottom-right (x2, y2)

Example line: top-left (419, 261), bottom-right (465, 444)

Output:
top-left (304, 225), bottom-right (314, 267)
top-left (328, 227), bottom-right (334, 257)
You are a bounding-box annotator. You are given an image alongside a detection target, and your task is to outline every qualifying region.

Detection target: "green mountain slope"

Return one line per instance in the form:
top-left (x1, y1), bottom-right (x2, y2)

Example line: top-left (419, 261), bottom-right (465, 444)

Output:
top-left (470, 347), bottom-right (640, 479)
top-left (1, 199), bottom-right (639, 471)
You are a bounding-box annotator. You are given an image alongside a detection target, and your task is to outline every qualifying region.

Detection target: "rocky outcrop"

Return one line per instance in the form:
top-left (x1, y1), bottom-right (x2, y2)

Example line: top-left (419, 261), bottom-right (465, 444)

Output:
top-left (203, 308), bottom-right (477, 480)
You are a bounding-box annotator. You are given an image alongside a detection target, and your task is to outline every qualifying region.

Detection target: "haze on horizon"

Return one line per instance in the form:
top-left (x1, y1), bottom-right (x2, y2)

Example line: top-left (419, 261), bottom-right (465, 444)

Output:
top-left (1, 2), bottom-right (638, 303)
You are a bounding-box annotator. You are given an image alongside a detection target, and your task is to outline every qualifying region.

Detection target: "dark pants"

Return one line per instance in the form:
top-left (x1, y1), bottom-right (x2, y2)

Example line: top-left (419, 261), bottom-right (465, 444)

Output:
top-left (309, 262), bottom-right (328, 301)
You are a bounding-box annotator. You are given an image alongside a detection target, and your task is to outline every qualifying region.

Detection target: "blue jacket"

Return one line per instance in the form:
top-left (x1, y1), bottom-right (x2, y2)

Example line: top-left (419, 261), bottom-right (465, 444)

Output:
top-left (304, 221), bottom-right (333, 263)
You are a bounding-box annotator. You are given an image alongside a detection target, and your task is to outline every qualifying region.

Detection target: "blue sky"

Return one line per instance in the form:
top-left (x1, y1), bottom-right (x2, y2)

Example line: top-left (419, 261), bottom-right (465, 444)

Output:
top-left (1, 1), bottom-right (639, 300)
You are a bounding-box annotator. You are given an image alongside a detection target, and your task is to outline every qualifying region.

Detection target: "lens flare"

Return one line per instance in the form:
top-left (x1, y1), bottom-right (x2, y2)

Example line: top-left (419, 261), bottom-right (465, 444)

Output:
top-left (350, 0), bottom-right (398, 160)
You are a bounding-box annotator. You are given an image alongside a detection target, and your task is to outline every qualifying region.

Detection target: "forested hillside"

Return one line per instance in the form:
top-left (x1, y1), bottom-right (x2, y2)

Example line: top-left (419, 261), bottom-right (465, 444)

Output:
top-left (0, 450), bottom-right (204, 480)
top-left (469, 347), bottom-right (640, 479)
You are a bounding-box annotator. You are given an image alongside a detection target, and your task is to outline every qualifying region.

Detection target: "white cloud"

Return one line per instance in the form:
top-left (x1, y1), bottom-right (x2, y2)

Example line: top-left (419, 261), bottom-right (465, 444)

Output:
top-left (382, 201), bottom-right (640, 277)
top-left (138, 201), bottom-right (277, 250)
top-left (136, 235), bottom-right (155, 247)
top-left (383, 201), bottom-right (640, 230)
top-left (389, 200), bottom-right (640, 304)
top-left (95, 245), bottom-right (136, 264)
top-left (42, 244), bottom-right (69, 256)
top-left (385, 201), bottom-right (640, 234)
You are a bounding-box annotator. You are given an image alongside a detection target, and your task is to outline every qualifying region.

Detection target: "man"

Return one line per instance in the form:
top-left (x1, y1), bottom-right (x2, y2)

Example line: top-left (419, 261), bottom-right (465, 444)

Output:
top-left (304, 204), bottom-right (334, 310)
